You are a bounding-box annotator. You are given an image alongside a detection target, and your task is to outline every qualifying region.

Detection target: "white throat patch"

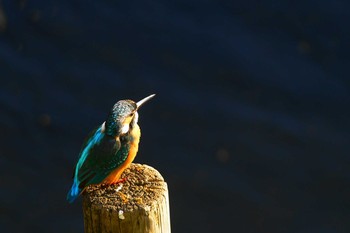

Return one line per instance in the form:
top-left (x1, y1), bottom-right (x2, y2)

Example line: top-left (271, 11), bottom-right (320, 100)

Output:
top-left (120, 124), bottom-right (129, 134)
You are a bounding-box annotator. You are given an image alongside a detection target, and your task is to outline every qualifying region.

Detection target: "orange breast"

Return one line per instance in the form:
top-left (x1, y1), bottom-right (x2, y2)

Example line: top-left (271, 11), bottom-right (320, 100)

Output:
top-left (103, 124), bottom-right (141, 184)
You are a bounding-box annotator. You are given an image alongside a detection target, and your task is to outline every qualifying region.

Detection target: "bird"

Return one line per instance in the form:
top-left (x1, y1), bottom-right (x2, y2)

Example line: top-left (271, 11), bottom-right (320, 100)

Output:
top-left (66, 94), bottom-right (155, 203)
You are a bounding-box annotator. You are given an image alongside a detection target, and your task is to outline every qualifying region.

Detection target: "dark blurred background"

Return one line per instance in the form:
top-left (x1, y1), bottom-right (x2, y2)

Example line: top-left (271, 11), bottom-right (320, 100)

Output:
top-left (1, 0), bottom-right (350, 232)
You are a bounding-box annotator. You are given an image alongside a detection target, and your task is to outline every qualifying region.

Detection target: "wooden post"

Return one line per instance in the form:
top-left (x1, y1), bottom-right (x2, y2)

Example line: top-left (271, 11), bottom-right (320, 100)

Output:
top-left (82, 163), bottom-right (171, 233)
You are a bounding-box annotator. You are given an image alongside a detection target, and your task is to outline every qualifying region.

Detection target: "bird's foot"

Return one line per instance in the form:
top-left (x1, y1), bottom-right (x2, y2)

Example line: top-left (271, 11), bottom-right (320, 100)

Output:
top-left (112, 177), bottom-right (128, 185)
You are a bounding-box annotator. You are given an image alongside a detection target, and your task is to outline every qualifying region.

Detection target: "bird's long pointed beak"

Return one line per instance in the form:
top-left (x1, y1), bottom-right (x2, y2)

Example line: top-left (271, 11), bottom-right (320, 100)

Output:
top-left (136, 94), bottom-right (156, 109)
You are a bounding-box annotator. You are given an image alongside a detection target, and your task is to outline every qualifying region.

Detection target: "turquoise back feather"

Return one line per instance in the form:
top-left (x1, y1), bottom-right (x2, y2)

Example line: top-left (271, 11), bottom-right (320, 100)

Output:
top-left (67, 125), bottom-right (131, 203)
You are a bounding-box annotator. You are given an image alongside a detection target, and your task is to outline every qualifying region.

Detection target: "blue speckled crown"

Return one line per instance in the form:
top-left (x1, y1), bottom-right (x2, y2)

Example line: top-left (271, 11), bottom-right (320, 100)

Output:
top-left (106, 100), bottom-right (137, 136)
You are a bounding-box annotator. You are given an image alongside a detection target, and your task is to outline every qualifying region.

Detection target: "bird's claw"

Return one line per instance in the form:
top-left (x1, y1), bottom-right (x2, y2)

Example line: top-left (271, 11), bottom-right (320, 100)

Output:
top-left (112, 177), bottom-right (128, 185)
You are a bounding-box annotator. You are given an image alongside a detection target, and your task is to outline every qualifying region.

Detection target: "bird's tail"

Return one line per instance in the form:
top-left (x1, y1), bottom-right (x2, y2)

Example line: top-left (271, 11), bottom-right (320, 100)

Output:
top-left (67, 181), bottom-right (81, 203)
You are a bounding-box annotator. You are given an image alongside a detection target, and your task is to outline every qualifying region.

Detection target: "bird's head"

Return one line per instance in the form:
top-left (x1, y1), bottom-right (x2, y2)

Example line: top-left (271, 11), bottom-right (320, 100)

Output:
top-left (105, 94), bottom-right (155, 136)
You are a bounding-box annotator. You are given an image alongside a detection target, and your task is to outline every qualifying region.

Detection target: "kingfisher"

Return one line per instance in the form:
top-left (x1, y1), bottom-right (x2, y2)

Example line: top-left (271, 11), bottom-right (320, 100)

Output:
top-left (67, 94), bottom-right (155, 203)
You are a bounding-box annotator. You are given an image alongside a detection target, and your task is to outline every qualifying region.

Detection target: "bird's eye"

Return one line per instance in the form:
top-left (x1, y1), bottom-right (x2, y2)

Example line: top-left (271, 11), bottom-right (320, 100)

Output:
top-left (128, 112), bottom-right (134, 117)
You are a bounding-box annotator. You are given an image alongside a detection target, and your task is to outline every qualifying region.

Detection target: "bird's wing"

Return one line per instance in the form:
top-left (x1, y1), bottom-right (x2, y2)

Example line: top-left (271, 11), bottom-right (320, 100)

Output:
top-left (74, 126), bottom-right (131, 190)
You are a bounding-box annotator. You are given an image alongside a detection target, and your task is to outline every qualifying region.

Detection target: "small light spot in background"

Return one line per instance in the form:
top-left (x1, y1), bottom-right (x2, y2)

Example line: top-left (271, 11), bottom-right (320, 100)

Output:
top-left (30, 10), bottom-right (41, 22)
top-left (38, 114), bottom-right (51, 127)
top-left (19, 0), bottom-right (27, 9)
top-left (297, 41), bottom-right (311, 54)
top-left (17, 43), bottom-right (23, 52)
top-left (0, 1), bottom-right (7, 32)
top-left (216, 148), bottom-right (230, 163)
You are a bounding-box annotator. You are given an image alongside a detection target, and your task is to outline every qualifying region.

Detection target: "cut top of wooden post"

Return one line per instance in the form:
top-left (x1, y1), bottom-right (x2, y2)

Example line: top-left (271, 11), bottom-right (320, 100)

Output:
top-left (83, 163), bottom-right (171, 233)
